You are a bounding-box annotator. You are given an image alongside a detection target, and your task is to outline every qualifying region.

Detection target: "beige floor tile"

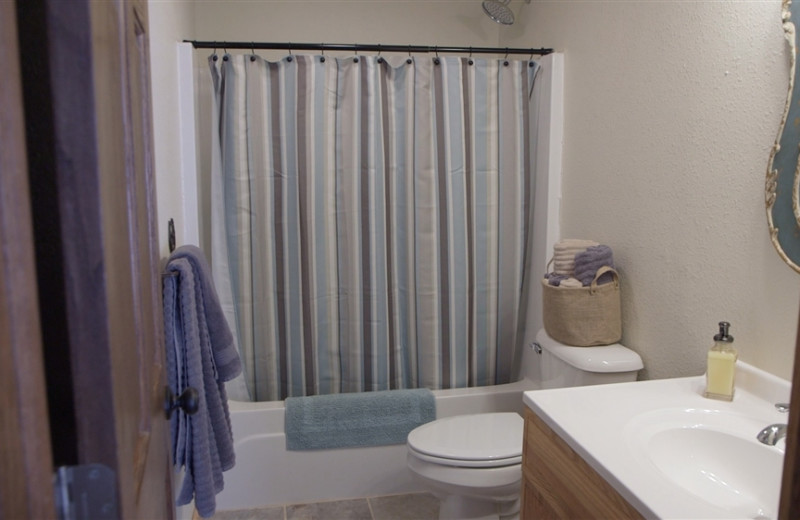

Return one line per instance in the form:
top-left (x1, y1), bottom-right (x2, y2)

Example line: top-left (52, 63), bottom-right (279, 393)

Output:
top-left (207, 505), bottom-right (285, 520)
top-left (368, 493), bottom-right (440, 520)
top-left (286, 498), bottom-right (372, 520)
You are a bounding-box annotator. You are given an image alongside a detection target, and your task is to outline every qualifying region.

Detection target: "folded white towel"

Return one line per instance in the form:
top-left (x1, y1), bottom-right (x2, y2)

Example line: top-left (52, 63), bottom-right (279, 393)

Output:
top-left (559, 277), bottom-right (583, 288)
top-left (554, 238), bottom-right (599, 250)
top-left (551, 239), bottom-right (600, 276)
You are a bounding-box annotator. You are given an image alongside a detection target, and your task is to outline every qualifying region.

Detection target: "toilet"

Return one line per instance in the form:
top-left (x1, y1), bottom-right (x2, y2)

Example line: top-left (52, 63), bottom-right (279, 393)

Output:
top-left (406, 328), bottom-right (644, 520)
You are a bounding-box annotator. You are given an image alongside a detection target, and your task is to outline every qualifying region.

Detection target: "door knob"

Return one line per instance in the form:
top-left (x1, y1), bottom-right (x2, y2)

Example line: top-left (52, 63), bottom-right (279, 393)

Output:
top-left (164, 386), bottom-right (200, 418)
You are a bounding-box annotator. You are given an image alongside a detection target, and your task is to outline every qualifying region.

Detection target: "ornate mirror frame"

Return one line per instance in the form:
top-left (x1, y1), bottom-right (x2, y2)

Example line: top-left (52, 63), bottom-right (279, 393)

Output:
top-left (770, 3), bottom-right (800, 518)
top-left (767, 1), bottom-right (800, 273)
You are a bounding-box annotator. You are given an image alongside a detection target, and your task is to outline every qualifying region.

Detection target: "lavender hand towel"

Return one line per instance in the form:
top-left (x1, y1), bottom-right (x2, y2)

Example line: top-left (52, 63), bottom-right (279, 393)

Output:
top-left (574, 245), bottom-right (615, 286)
top-left (164, 245), bottom-right (242, 518)
top-left (168, 245), bottom-right (241, 380)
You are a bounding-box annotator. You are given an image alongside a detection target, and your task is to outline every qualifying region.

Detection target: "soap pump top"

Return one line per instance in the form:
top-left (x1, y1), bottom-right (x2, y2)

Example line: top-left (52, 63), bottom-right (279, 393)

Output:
top-left (713, 321), bottom-right (734, 347)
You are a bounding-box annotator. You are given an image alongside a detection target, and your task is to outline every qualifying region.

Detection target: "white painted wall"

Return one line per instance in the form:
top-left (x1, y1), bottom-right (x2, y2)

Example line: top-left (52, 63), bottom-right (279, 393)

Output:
top-left (503, 1), bottom-right (799, 380)
top-left (192, 0), bottom-right (503, 57)
top-left (150, 0), bottom-right (800, 381)
top-left (149, 1), bottom-right (196, 260)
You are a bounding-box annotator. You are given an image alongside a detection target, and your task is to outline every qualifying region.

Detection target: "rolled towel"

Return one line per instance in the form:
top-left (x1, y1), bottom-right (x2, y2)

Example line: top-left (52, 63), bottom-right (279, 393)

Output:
top-left (552, 263), bottom-right (574, 276)
top-left (554, 238), bottom-right (599, 251)
top-left (552, 239), bottom-right (600, 275)
top-left (559, 277), bottom-right (583, 288)
top-left (574, 245), bottom-right (615, 286)
top-left (545, 272), bottom-right (570, 286)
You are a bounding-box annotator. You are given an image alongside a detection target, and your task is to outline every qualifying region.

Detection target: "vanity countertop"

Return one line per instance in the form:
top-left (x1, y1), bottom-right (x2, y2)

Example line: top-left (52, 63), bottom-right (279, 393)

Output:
top-left (523, 362), bottom-right (791, 519)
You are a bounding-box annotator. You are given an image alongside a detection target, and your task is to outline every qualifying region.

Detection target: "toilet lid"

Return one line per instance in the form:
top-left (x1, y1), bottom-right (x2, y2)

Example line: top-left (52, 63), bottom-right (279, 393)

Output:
top-left (407, 413), bottom-right (523, 466)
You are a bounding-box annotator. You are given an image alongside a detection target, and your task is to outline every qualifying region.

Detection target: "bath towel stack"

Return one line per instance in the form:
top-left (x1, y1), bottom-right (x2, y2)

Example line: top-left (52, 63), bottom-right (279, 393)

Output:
top-left (545, 239), bottom-right (615, 287)
top-left (163, 245), bottom-right (242, 518)
top-left (551, 239), bottom-right (598, 276)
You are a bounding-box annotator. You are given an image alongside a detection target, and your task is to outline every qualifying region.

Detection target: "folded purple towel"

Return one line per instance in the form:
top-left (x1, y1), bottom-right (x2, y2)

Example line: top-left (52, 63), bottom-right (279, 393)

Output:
top-left (574, 245), bottom-right (615, 286)
top-left (544, 272), bottom-right (570, 286)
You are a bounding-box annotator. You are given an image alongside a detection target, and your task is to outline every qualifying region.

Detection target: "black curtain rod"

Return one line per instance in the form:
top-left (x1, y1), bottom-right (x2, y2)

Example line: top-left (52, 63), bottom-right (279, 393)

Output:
top-left (185, 40), bottom-right (553, 56)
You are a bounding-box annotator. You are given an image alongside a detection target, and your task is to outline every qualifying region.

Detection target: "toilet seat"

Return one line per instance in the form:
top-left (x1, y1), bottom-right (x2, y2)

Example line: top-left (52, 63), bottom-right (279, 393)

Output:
top-left (407, 413), bottom-right (523, 468)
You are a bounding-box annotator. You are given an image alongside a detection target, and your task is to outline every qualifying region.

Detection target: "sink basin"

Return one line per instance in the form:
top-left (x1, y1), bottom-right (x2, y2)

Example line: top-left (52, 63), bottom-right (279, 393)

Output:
top-left (625, 408), bottom-right (784, 519)
top-left (523, 363), bottom-right (791, 519)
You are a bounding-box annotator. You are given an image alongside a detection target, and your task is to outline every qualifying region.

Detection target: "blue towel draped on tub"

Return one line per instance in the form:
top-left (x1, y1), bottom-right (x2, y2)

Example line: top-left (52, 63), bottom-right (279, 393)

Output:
top-left (163, 245), bottom-right (242, 518)
top-left (285, 388), bottom-right (436, 450)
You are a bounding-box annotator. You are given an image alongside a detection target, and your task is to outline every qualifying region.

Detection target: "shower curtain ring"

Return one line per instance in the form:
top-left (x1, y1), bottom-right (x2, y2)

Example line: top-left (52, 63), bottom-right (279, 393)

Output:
top-left (223, 45), bottom-right (228, 61)
top-left (287, 43), bottom-right (293, 62)
top-left (469, 47), bottom-right (474, 66)
top-left (433, 46), bottom-right (440, 65)
top-left (407, 45), bottom-right (412, 64)
top-left (503, 47), bottom-right (509, 66)
top-left (212, 41), bottom-right (218, 62)
top-left (354, 44), bottom-right (359, 63)
top-left (320, 44), bottom-right (326, 63)
top-left (377, 44), bottom-right (383, 64)
top-left (250, 42), bottom-right (256, 62)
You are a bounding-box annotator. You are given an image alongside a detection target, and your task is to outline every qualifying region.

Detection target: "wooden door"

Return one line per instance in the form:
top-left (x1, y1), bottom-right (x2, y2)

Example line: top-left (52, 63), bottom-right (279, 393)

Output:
top-left (0, 2), bottom-right (56, 519)
top-left (15, 0), bottom-right (173, 518)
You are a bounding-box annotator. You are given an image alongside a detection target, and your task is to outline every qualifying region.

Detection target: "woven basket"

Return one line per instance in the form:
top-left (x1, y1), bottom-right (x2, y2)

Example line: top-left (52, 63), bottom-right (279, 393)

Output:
top-left (542, 266), bottom-right (621, 347)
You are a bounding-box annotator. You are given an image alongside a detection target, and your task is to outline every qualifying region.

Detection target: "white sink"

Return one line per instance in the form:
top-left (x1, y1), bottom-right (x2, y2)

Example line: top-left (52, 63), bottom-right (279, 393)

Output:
top-left (626, 408), bottom-right (783, 519)
top-left (523, 362), bottom-right (790, 519)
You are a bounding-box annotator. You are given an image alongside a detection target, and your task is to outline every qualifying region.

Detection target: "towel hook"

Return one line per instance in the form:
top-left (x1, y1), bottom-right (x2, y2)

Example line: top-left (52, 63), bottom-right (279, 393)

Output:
top-left (164, 386), bottom-right (200, 419)
top-left (168, 218), bottom-right (176, 253)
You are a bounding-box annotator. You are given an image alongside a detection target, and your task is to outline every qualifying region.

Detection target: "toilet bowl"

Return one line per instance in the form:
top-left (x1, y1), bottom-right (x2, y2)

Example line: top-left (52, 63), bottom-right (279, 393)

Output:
top-left (406, 328), bottom-right (644, 520)
top-left (406, 413), bottom-right (524, 520)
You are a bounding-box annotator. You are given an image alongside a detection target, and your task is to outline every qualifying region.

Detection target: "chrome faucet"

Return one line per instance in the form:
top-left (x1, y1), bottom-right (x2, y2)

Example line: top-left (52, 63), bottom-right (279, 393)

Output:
top-left (756, 402), bottom-right (789, 446)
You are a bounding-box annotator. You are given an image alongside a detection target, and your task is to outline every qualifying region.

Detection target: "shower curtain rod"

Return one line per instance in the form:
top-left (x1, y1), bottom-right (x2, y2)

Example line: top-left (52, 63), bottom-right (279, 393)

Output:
top-left (185, 40), bottom-right (553, 56)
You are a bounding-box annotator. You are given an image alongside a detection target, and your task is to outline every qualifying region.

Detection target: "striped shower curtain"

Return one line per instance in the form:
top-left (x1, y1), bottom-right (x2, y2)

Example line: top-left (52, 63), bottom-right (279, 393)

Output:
top-left (209, 53), bottom-right (539, 401)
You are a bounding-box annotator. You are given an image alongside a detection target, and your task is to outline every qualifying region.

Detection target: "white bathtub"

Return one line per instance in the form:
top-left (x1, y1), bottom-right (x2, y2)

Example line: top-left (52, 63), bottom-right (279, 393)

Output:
top-left (214, 378), bottom-right (540, 511)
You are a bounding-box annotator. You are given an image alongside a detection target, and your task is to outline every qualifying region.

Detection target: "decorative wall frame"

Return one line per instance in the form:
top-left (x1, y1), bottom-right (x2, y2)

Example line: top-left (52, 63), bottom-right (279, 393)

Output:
top-left (767, 0), bottom-right (800, 273)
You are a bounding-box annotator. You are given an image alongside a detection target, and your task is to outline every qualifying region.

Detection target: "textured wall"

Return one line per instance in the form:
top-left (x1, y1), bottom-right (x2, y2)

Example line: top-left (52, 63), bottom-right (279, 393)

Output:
top-left (503, 1), bottom-right (800, 379)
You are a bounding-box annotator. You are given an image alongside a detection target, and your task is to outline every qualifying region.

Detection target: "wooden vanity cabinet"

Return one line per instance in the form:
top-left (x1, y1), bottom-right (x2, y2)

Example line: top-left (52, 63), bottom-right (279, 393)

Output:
top-left (521, 408), bottom-right (644, 519)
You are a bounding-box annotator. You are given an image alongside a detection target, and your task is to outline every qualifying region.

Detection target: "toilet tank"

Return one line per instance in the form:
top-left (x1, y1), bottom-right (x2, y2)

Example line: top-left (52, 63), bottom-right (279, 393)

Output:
top-left (535, 329), bottom-right (643, 389)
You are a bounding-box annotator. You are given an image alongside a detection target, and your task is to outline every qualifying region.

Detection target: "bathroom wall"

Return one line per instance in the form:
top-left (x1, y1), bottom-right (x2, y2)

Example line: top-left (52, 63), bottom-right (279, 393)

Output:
top-left (149, 1), bottom-right (196, 259)
top-left (148, 5), bottom-right (196, 519)
top-left (502, 1), bottom-right (800, 379)
top-left (149, 0), bottom-right (800, 381)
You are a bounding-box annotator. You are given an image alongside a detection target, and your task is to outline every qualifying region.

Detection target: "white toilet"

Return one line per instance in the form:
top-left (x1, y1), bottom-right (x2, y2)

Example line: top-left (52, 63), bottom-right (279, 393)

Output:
top-left (406, 328), bottom-right (644, 520)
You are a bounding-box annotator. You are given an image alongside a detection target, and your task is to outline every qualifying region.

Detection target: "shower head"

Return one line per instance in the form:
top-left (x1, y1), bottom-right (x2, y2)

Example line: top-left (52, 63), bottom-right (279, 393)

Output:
top-left (482, 0), bottom-right (515, 25)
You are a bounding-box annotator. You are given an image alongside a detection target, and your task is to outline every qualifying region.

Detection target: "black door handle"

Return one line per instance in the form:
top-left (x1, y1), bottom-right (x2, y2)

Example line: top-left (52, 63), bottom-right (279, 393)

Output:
top-left (164, 386), bottom-right (200, 418)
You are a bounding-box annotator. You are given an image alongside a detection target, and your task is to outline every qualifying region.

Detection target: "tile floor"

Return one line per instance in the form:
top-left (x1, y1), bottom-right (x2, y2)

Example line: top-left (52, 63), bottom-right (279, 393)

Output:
top-left (206, 492), bottom-right (440, 520)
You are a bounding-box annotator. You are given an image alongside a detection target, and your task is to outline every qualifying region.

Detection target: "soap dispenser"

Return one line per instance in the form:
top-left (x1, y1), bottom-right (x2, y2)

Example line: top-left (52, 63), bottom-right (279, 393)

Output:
top-left (704, 321), bottom-right (737, 401)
